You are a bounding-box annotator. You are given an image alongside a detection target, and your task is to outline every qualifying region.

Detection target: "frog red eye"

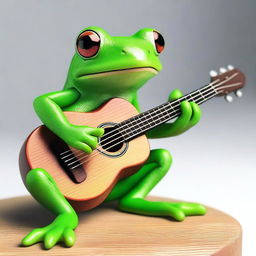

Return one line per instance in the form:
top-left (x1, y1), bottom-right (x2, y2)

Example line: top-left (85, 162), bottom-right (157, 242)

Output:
top-left (153, 31), bottom-right (165, 54)
top-left (76, 30), bottom-right (101, 58)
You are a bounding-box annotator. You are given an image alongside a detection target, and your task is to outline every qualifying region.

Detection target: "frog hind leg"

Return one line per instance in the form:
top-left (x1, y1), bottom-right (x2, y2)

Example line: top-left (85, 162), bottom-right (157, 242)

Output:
top-left (21, 168), bottom-right (78, 249)
top-left (105, 149), bottom-right (206, 221)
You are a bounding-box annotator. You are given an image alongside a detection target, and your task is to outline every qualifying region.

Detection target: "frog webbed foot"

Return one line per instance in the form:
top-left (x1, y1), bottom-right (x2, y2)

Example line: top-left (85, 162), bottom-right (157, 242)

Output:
top-left (21, 213), bottom-right (77, 249)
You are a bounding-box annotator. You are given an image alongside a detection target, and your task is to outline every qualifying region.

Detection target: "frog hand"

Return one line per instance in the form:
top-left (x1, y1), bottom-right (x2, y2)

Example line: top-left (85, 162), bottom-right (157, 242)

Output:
top-left (60, 125), bottom-right (104, 153)
top-left (168, 89), bottom-right (201, 136)
top-left (21, 212), bottom-right (78, 249)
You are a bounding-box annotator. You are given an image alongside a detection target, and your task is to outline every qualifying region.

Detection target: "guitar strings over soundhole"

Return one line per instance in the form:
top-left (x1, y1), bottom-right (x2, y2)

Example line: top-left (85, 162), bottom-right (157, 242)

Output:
top-left (97, 124), bottom-right (128, 157)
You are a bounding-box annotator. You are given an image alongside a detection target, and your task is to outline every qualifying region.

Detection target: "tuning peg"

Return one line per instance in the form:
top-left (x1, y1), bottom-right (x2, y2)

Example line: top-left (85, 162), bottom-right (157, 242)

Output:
top-left (227, 65), bottom-right (234, 70)
top-left (210, 70), bottom-right (218, 77)
top-left (225, 94), bottom-right (233, 103)
top-left (235, 89), bottom-right (243, 98)
top-left (220, 67), bottom-right (227, 73)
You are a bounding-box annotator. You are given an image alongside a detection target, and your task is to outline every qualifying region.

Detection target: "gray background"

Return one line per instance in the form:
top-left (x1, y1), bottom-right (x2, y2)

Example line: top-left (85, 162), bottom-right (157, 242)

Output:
top-left (0, 0), bottom-right (255, 254)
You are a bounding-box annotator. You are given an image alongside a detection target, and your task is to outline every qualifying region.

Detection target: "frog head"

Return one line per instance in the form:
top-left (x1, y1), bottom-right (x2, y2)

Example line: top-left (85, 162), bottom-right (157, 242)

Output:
top-left (64, 26), bottom-right (164, 95)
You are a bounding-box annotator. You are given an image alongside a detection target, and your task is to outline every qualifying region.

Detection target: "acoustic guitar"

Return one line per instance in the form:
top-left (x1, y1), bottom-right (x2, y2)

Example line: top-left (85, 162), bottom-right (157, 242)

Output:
top-left (19, 66), bottom-right (245, 211)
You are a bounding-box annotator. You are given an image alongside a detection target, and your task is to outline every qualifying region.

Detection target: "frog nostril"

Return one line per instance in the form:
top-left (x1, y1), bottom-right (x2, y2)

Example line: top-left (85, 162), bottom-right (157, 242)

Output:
top-left (147, 49), bottom-right (151, 54)
top-left (121, 49), bottom-right (127, 55)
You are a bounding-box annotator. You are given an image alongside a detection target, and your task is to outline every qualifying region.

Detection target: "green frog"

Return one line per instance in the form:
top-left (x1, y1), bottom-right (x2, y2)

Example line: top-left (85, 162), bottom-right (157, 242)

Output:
top-left (21, 27), bottom-right (206, 249)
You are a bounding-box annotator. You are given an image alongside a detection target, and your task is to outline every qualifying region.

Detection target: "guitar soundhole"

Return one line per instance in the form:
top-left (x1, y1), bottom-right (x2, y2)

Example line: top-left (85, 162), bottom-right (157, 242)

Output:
top-left (99, 127), bottom-right (124, 152)
top-left (97, 122), bottom-right (128, 158)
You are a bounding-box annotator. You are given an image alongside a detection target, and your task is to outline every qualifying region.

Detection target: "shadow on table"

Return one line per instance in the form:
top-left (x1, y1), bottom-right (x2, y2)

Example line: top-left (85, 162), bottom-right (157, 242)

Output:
top-left (0, 196), bottom-right (118, 228)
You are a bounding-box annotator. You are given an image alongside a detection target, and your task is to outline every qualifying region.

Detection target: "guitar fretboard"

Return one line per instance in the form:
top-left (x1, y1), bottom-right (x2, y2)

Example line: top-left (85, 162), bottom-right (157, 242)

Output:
top-left (116, 84), bottom-right (217, 141)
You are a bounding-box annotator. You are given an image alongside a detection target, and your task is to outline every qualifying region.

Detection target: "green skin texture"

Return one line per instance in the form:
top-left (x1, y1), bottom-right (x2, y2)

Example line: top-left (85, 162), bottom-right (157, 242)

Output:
top-left (21, 27), bottom-right (206, 249)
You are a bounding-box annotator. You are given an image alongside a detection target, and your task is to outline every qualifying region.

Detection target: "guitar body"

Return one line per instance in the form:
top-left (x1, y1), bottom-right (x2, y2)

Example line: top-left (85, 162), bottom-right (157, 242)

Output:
top-left (19, 98), bottom-right (150, 212)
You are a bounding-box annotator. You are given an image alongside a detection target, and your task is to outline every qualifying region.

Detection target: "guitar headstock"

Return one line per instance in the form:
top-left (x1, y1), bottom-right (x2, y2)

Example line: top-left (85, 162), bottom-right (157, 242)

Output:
top-left (209, 65), bottom-right (246, 102)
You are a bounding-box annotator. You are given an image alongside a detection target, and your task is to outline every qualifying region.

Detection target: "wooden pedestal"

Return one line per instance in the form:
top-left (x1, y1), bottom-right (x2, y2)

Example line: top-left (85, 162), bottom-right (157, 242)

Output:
top-left (0, 196), bottom-right (242, 255)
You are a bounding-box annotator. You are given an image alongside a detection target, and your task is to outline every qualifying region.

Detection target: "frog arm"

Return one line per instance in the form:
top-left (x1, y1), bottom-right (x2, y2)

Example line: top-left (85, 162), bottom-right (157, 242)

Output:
top-left (146, 89), bottom-right (201, 139)
top-left (33, 88), bottom-right (80, 135)
top-left (33, 88), bottom-right (104, 153)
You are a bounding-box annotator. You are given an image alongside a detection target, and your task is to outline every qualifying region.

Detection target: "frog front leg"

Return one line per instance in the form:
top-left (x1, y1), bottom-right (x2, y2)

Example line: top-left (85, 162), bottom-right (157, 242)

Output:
top-left (105, 149), bottom-right (206, 220)
top-left (21, 168), bottom-right (78, 249)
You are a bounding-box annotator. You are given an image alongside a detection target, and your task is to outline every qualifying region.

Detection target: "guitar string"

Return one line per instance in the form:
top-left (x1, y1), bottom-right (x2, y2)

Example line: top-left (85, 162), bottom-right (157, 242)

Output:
top-left (69, 88), bottom-right (218, 169)
top-left (218, 82), bottom-right (242, 91)
top-left (63, 85), bottom-right (217, 163)
top-left (49, 81), bottom-right (239, 186)
top-left (69, 79), bottom-right (242, 170)
top-left (63, 72), bottom-right (239, 164)
top-left (62, 81), bottom-right (218, 163)
top-left (59, 80), bottom-right (219, 159)
top-left (61, 71), bottom-right (239, 161)
top-left (68, 78), bottom-right (241, 169)
top-left (60, 79), bottom-right (221, 161)
top-left (60, 71), bottom-right (239, 159)
top-left (64, 78), bottom-right (240, 169)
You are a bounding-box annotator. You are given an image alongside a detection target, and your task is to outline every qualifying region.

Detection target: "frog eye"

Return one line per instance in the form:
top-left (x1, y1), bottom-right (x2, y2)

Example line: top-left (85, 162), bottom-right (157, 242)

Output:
top-left (76, 30), bottom-right (101, 58)
top-left (153, 31), bottom-right (165, 54)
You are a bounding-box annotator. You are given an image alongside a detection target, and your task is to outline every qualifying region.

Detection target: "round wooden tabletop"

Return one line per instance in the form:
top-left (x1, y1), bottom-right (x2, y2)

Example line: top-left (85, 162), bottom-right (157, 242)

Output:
top-left (0, 196), bottom-right (241, 255)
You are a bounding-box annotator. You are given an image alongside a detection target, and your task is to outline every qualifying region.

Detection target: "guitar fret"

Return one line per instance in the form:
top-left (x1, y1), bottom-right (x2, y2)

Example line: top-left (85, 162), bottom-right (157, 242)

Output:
top-left (123, 119), bottom-right (133, 137)
top-left (116, 124), bottom-right (128, 140)
top-left (133, 117), bottom-right (141, 131)
top-left (199, 90), bottom-right (205, 100)
top-left (147, 110), bottom-right (157, 125)
top-left (157, 106), bottom-right (168, 122)
top-left (168, 102), bottom-right (179, 116)
top-left (153, 106), bottom-right (164, 122)
top-left (141, 113), bottom-right (152, 130)
top-left (183, 94), bottom-right (189, 101)
top-left (162, 103), bottom-right (172, 119)
top-left (186, 93), bottom-right (194, 101)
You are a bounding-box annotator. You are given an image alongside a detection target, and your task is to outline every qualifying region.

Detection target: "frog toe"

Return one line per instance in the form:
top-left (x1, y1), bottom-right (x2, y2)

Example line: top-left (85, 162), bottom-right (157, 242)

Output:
top-left (63, 227), bottom-right (76, 247)
top-left (168, 204), bottom-right (186, 221)
top-left (21, 227), bottom-right (46, 246)
top-left (177, 202), bottom-right (207, 216)
top-left (44, 226), bottom-right (63, 249)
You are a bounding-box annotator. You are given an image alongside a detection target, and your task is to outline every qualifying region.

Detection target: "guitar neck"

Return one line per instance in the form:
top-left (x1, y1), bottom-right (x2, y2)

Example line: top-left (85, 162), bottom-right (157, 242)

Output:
top-left (117, 83), bottom-right (218, 141)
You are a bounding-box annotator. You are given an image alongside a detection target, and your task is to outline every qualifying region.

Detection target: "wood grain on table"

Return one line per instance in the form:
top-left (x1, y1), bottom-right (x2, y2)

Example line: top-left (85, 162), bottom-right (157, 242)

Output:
top-left (0, 196), bottom-right (242, 256)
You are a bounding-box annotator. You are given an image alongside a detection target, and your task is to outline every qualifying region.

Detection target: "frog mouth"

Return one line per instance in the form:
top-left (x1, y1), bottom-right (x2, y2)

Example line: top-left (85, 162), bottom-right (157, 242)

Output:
top-left (77, 67), bottom-right (158, 78)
